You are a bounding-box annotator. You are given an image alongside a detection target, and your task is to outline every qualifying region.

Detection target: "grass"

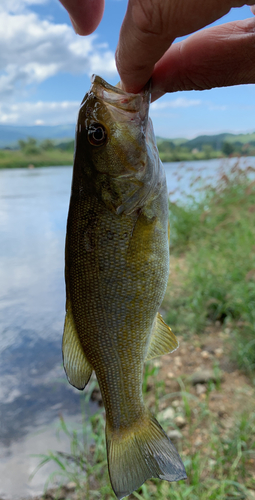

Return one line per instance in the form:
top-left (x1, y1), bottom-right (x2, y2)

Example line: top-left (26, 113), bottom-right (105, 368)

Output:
top-left (165, 160), bottom-right (255, 376)
top-left (0, 145), bottom-right (211, 168)
top-left (0, 148), bottom-right (74, 169)
top-left (32, 158), bottom-right (255, 499)
top-left (32, 374), bottom-right (255, 500)
top-left (31, 383), bottom-right (114, 499)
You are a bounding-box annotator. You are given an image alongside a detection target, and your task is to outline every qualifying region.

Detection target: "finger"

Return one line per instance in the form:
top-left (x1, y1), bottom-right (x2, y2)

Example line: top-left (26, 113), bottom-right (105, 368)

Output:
top-left (150, 18), bottom-right (255, 101)
top-left (251, 3), bottom-right (255, 13)
top-left (59, 0), bottom-right (105, 35)
top-left (116, 0), bottom-right (255, 94)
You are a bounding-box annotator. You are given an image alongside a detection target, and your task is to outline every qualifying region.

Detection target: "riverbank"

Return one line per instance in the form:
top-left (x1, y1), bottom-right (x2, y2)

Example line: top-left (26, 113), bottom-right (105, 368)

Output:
top-left (0, 146), bottom-right (253, 169)
top-left (0, 149), bottom-right (74, 169)
top-left (24, 323), bottom-right (255, 500)
top-left (22, 160), bottom-right (255, 500)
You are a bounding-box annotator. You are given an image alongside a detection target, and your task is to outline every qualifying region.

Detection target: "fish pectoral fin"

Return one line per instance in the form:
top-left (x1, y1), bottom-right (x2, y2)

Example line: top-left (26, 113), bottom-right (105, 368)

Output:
top-left (145, 312), bottom-right (178, 361)
top-left (62, 306), bottom-right (93, 390)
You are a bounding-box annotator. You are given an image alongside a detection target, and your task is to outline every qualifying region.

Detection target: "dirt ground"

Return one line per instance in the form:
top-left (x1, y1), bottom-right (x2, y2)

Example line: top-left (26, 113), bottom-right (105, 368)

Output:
top-left (154, 325), bottom-right (255, 453)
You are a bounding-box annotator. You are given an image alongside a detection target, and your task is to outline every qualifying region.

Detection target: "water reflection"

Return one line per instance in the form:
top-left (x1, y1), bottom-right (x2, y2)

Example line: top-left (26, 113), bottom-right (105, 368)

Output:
top-left (0, 167), bottom-right (84, 498)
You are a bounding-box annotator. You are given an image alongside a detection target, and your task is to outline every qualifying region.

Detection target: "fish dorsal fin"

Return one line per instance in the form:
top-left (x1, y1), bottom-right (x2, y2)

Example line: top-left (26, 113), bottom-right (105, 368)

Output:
top-left (62, 304), bottom-right (93, 390)
top-left (146, 312), bottom-right (178, 361)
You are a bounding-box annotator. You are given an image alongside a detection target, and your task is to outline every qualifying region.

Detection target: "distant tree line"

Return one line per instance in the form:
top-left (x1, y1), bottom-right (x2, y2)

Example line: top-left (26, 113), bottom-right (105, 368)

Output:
top-left (157, 136), bottom-right (255, 162)
top-left (18, 137), bottom-right (75, 155)
top-left (15, 134), bottom-right (255, 162)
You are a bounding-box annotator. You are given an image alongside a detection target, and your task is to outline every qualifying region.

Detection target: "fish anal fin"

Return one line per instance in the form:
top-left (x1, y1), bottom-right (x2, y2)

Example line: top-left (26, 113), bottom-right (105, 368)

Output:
top-left (146, 312), bottom-right (178, 361)
top-left (106, 411), bottom-right (187, 499)
top-left (62, 305), bottom-right (93, 390)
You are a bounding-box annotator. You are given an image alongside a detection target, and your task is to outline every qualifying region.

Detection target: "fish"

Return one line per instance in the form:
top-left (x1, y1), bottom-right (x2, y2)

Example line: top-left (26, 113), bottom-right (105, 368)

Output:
top-left (62, 75), bottom-right (187, 499)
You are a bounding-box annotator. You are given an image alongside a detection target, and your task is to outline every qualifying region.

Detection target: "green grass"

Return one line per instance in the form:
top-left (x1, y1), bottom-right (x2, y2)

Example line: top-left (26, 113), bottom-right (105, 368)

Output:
top-left (31, 383), bottom-right (114, 499)
top-left (165, 161), bottom-right (255, 375)
top-left (0, 145), bottom-right (219, 168)
top-left (0, 148), bottom-right (74, 168)
top-left (32, 375), bottom-right (255, 499)
top-left (158, 148), bottom-right (223, 163)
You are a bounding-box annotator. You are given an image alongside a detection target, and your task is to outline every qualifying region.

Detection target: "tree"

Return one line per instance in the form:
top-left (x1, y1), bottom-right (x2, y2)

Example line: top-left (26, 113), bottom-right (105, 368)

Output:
top-left (18, 137), bottom-right (40, 155)
top-left (222, 141), bottom-right (234, 157)
top-left (41, 139), bottom-right (55, 151)
top-left (202, 144), bottom-right (213, 159)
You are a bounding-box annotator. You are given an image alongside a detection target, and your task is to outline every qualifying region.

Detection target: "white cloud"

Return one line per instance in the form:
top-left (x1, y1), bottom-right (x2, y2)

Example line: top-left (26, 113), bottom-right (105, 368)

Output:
top-left (151, 97), bottom-right (201, 111)
top-left (0, 0), bottom-right (49, 14)
top-left (0, 6), bottom-right (117, 101)
top-left (0, 100), bottom-right (80, 125)
top-left (208, 104), bottom-right (227, 111)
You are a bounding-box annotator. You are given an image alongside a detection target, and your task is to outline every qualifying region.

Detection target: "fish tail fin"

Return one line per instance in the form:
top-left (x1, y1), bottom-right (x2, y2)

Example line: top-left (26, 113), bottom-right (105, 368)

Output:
top-left (106, 411), bottom-right (187, 500)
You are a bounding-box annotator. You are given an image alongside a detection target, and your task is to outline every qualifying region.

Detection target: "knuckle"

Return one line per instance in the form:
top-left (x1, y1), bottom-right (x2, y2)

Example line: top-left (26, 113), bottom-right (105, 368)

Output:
top-left (132, 0), bottom-right (170, 38)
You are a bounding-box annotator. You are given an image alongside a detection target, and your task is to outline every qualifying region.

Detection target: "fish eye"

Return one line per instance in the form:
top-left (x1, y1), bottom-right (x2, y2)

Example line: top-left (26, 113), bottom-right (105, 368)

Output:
top-left (87, 122), bottom-right (107, 146)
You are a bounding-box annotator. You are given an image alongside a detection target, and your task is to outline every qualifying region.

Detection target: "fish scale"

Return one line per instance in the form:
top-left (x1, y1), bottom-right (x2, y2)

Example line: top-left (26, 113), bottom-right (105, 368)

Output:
top-left (62, 75), bottom-right (187, 499)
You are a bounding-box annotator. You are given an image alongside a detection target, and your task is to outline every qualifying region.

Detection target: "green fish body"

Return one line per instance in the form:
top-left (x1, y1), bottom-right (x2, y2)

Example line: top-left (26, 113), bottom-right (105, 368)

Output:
top-left (63, 75), bottom-right (186, 499)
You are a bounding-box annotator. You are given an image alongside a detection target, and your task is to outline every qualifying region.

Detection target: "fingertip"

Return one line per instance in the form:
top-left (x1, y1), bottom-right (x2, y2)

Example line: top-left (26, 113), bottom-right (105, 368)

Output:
top-left (251, 4), bottom-right (255, 15)
top-left (115, 22), bottom-right (156, 94)
top-left (60, 0), bottom-right (105, 36)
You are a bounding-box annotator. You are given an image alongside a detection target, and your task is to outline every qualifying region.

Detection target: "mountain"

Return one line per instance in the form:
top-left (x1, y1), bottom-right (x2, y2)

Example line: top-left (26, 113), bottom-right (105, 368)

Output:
top-left (184, 132), bottom-right (255, 150)
top-left (1, 124), bottom-right (255, 150)
top-left (157, 132), bottom-right (255, 152)
top-left (184, 133), bottom-right (232, 151)
top-left (0, 124), bottom-right (76, 148)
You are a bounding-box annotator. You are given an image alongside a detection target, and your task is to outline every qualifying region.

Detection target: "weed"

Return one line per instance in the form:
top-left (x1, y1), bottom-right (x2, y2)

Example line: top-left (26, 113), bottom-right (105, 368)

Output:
top-left (165, 160), bottom-right (255, 373)
top-left (31, 385), bottom-right (114, 499)
top-left (33, 376), bottom-right (255, 499)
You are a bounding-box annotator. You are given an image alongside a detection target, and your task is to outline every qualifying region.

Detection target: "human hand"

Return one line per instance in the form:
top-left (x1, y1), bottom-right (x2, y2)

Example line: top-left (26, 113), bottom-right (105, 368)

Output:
top-left (116, 0), bottom-right (255, 100)
top-left (60, 0), bottom-right (255, 101)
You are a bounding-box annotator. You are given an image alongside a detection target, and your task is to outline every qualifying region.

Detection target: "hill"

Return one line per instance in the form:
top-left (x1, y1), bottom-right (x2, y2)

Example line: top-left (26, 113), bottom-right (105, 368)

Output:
top-left (157, 131), bottom-right (255, 161)
top-left (1, 125), bottom-right (255, 151)
top-left (0, 124), bottom-right (75, 148)
top-left (1, 126), bottom-right (255, 164)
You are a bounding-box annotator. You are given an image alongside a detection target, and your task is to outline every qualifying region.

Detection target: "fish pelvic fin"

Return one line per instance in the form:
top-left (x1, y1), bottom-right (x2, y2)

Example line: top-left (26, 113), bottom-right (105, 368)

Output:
top-left (106, 411), bottom-right (187, 499)
top-left (145, 312), bottom-right (178, 361)
top-left (62, 305), bottom-right (93, 390)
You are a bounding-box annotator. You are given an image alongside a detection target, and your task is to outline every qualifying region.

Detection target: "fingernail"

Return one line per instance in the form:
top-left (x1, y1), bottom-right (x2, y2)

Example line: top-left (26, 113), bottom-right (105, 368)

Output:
top-left (116, 81), bottom-right (124, 90)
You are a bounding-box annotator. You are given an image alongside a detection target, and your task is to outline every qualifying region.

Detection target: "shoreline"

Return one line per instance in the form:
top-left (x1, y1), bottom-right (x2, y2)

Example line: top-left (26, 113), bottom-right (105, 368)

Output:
top-left (1, 153), bottom-right (254, 170)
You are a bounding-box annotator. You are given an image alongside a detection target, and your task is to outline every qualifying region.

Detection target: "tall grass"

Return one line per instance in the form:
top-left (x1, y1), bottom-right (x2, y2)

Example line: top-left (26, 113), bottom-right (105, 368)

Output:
top-left (166, 161), bottom-right (255, 375)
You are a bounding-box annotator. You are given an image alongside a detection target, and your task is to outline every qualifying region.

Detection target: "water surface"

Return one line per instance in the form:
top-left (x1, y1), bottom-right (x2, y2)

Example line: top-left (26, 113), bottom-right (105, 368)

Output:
top-left (0, 167), bottom-right (96, 498)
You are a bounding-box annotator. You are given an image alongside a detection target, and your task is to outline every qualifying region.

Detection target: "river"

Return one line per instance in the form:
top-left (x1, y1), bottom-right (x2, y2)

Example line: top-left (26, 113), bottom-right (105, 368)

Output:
top-left (0, 157), bottom-right (255, 498)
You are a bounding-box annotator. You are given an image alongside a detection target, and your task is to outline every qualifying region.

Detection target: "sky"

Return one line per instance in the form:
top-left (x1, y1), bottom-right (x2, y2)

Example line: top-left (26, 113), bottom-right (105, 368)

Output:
top-left (0, 0), bottom-right (255, 138)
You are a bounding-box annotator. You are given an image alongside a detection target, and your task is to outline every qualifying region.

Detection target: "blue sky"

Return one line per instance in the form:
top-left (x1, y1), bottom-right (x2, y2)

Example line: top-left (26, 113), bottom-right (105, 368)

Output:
top-left (1, 0), bottom-right (254, 138)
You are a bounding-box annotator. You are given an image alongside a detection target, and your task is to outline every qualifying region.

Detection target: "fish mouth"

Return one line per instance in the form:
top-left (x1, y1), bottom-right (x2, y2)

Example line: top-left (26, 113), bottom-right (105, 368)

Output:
top-left (89, 75), bottom-right (150, 129)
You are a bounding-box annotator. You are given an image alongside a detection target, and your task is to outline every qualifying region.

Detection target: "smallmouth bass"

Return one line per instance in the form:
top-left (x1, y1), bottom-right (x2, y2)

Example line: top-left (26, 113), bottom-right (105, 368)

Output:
top-left (63, 75), bottom-right (187, 499)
